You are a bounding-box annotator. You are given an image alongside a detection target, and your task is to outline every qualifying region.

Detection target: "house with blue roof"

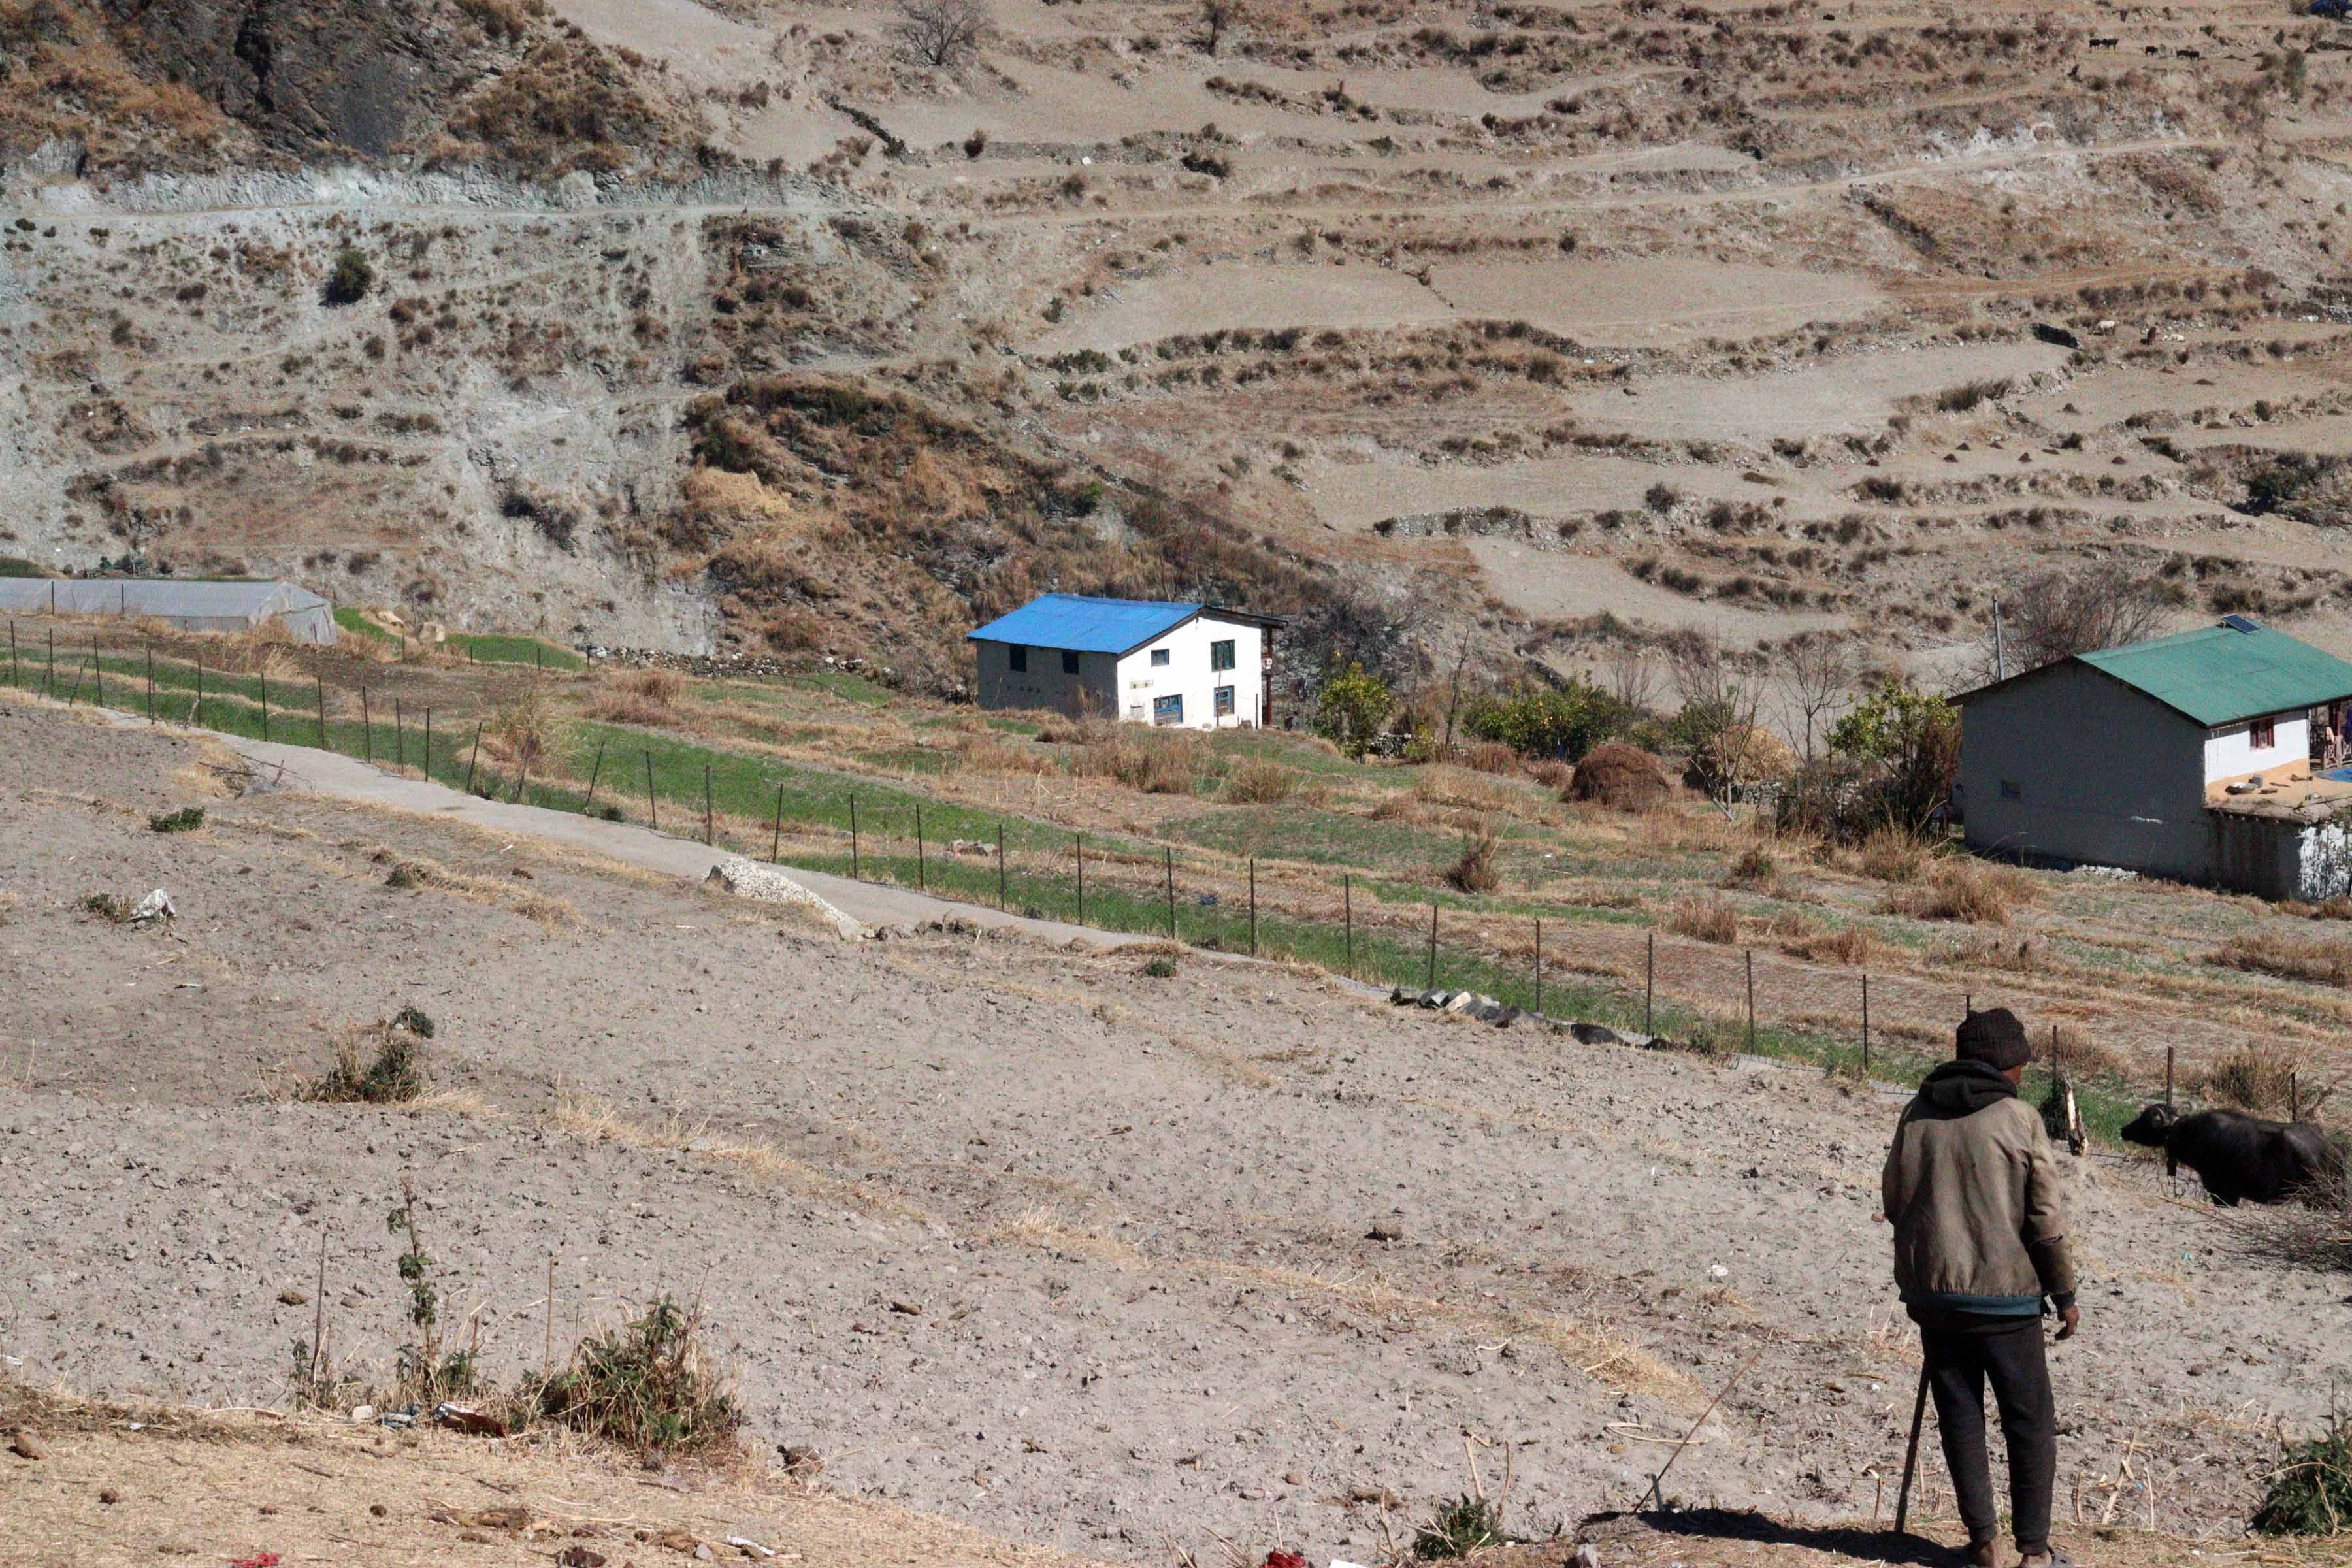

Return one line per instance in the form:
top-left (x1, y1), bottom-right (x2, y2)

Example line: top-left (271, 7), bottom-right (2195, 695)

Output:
top-left (1955, 616), bottom-right (2352, 898)
top-left (966, 594), bottom-right (1281, 729)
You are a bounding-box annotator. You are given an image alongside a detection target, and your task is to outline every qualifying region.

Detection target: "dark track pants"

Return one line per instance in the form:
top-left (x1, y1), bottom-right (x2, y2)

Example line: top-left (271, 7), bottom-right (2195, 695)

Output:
top-left (1916, 1311), bottom-right (2056, 1555)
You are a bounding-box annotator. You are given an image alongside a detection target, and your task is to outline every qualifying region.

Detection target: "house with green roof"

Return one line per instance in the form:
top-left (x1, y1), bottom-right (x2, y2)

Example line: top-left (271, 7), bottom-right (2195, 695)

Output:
top-left (1954, 617), bottom-right (2352, 898)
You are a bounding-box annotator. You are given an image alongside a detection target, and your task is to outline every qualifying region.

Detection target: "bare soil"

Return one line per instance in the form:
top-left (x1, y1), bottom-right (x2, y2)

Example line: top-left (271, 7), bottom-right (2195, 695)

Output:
top-left (2, 701), bottom-right (2343, 1565)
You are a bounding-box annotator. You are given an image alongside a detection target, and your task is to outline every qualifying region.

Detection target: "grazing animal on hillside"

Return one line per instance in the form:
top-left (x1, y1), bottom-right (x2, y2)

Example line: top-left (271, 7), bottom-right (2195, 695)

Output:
top-left (2089, 34), bottom-right (2120, 46)
top-left (2121, 1104), bottom-right (2344, 1206)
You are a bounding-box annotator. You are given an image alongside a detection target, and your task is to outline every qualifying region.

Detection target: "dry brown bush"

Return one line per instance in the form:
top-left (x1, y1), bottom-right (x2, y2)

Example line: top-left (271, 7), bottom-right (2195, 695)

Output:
top-left (1569, 743), bottom-right (1671, 811)
top-left (1446, 824), bottom-right (1503, 894)
top-left (1073, 728), bottom-right (1203, 794)
top-left (2210, 932), bottom-right (2352, 987)
top-left (1457, 740), bottom-right (1520, 776)
top-left (1857, 826), bottom-right (1930, 883)
top-left (1721, 843), bottom-right (1782, 891)
top-left (1224, 757), bottom-right (1299, 804)
top-left (1667, 894), bottom-right (1740, 944)
top-left (2050, 1024), bottom-right (2129, 1082)
top-left (629, 668), bottom-right (685, 703)
top-left (1886, 859), bottom-right (2036, 924)
top-left (2195, 1041), bottom-right (2306, 1112)
top-left (1930, 934), bottom-right (2042, 973)
top-left (949, 729), bottom-right (1056, 776)
top-left (1529, 759), bottom-right (1575, 791)
top-left (1766, 911), bottom-right (1871, 966)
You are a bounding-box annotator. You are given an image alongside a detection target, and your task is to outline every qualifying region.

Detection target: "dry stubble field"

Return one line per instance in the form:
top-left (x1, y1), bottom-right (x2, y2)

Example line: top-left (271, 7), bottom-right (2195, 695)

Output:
top-left (1, 695), bottom-right (2345, 1567)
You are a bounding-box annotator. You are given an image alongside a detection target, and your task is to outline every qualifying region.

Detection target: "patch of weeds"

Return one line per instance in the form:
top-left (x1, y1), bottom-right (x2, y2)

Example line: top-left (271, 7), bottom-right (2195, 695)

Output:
top-left (382, 1180), bottom-right (481, 1406)
top-left (384, 860), bottom-right (431, 890)
top-left (2253, 1414), bottom-right (2352, 1535)
top-left (80, 892), bottom-right (133, 923)
top-left (1142, 956), bottom-right (1179, 979)
top-left (306, 1013), bottom-right (431, 1104)
top-left (148, 806), bottom-right (206, 834)
top-left (1415, 1494), bottom-right (1505, 1560)
top-left (597, 804), bottom-right (624, 821)
top-left (532, 1296), bottom-right (741, 1455)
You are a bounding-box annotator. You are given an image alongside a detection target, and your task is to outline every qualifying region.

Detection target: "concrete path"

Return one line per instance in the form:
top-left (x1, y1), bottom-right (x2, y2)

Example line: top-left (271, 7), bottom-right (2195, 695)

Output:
top-left (216, 729), bottom-right (1145, 949)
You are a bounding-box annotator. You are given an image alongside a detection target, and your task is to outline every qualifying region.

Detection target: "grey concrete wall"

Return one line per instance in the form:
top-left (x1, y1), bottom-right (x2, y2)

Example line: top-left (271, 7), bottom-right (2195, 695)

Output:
top-left (972, 639), bottom-right (1117, 718)
top-left (1960, 664), bottom-right (2213, 879)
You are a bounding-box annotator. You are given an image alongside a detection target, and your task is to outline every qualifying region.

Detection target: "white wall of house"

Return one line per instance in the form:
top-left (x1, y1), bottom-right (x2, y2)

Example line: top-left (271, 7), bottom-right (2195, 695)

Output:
top-left (2204, 714), bottom-right (2307, 783)
top-left (1960, 662), bottom-right (2214, 879)
top-left (1110, 615), bottom-right (1264, 730)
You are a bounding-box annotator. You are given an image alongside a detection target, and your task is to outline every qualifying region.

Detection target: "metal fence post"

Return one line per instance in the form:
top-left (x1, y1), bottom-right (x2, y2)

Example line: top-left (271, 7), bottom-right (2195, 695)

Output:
top-left (393, 698), bottom-right (404, 771)
top-left (1074, 832), bottom-right (1083, 924)
top-left (997, 824), bottom-right (1005, 910)
top-left (465, 723), bottom-right (483, 794)
top-left (195, 654), bottom-right (203, 726)
top-left (772, 782), bottom-right (784, 861)
top-left (1644, 931), bottom-right (1655, 1035)
top-left (422, 709), bottom-right (431, 779)
top-left (512, 751), bottom-right (529, 806)
top-left (1861, 973), bottom-right (1871, 1074)
top-left (644, 751), bottom-right (657, 830)
top-left (1249, 858), bottom-right (1258, 957)
top-left (704, 763), bottom-right (714, 846)
top-left (917, 804), bottom-right (926, 890)
top-left (1533, 917), bottom-right (1543, 1015)
top-left (259, 668), bottom-right (269, 741)
top-left (1426, 901), bottom-right (1438, 990)
top-left (850, 796), bottom-right (860, 878)
top-left (361, 689), bottom-right (372, 761)
top-left (1745, 949), bottom-right (1756, 1052)
top-left (2164, 1045), bottom-right (2175, 1107)
top-left (1343, 874), bottom-right (1353, 977)
top-left (144, 639), bottom-right (154, 723)
top-left (582, 741), bottom-right (604, 811)
top-left (1165, 847), bottom-right (1175, 939)
top-left (316, 676), bottom-right (327, 748)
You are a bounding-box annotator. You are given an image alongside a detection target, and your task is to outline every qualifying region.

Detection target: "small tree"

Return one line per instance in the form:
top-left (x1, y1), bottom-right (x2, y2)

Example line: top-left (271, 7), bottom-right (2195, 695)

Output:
top-left (1463, 679), bottom-right (1624, 762)
top-left (1669, 642), bottom-right (1767, 815)
top-left (1982, 564), bottom-right (2166, 683)
top-left (1316, 661), bottom-right (1394, 760)
top-left (1829, 678), bottom-right (1960, 834)
top-left (1778, 630), bottom-right (1855, 762)
top-left (323, 248), bottom-right (374, 306)
top-left (898, 0), bottom-right (987, 68)
top-left (1201, 0), bottom-right (1242, 54)
top-left (1605, 645), bottom-right (1658, 717)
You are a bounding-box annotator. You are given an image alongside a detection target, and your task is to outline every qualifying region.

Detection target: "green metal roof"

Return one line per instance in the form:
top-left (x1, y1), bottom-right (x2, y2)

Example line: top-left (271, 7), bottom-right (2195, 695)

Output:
top-left (2076, 621), bottom-right (2352, 727)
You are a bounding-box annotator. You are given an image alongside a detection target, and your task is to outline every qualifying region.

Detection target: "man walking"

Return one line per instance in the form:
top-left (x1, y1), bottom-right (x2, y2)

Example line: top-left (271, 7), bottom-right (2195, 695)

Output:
top-left (1882, 1007), bottom-right (2080, 1568)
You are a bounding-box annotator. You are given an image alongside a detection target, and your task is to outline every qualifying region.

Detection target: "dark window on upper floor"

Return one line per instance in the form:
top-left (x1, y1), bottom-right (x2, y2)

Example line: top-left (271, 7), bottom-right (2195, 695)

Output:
top-left (1009, 644), bottom-right (1028, 673)
top-left (1062, 649), bottom-right (1080, 675)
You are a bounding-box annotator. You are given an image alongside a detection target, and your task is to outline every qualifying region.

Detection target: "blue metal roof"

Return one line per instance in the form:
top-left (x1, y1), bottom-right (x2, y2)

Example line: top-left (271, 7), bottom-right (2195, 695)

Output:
top-left (967, 594), bottom-right (1202, 655)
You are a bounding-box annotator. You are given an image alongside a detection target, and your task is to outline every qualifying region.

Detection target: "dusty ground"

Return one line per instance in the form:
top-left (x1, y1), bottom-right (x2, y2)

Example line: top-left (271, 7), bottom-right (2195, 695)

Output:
top-left (3, 699), bottom-right (2344, 1565)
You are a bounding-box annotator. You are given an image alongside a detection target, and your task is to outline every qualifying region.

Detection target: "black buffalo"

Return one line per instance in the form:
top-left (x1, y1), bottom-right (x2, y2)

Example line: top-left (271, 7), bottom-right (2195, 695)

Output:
top-left (2121, 1104), bottom-right (2345, 1207)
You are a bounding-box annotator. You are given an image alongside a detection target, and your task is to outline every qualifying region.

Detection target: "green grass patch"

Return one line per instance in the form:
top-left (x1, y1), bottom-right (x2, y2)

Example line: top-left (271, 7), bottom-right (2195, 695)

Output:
top-left (446, 632), bottom-right (584, 670)
top-left (335, 605), bottom-right (398, 644)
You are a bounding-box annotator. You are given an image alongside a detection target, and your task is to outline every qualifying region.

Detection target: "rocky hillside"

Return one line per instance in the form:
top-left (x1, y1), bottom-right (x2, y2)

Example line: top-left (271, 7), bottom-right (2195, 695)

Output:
top-left (10, 0), bottom-right (2352, 697)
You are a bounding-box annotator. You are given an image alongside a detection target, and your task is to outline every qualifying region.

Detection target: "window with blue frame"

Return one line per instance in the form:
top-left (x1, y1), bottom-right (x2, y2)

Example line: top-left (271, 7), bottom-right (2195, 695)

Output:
top-left (1153, 694), bottom-right (1184, 725)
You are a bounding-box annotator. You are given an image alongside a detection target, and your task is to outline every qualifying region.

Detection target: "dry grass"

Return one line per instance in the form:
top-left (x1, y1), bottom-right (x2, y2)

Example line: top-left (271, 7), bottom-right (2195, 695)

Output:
top-left (1929, 933), bottom-right (2042, 973)
top-left (1446, 823), bottom-right (1503, 894)
top-left (1456, 739), bottom-right (1520, 775)
top-left (1857, 826), bottom-right (1931, 883)
top-left (1223, 756), bottom-right (1299, 804)
top-left (1720, 843), bottom-right (1782, 892)
top-left (2194, 1040), bottom-right (2306, 1112)
top-left (1885, 858), bottom-right (2037, 925)
top-left (1569, 743), bottom-right (1670, 812)
top-left (1765, 910), bottom-right (1872, 966)
top-left (1071, 728), bottom-right (1203, 794)
top-left (546, 1082), bottom-right (915, 1217)
top-left (1666, 894), bottom-right (1740, 945)
top-left (2210, 931), bottom-right (2352, 987)
top-left (368, 846), bottom-right (578, 926)
top-left (2049, 1023), bottom-right (2130, 1082)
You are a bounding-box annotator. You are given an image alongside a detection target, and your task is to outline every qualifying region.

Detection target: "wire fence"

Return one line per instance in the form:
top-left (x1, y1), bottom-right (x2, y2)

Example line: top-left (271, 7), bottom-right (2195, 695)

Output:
top-left (1, 615), bottom-right (2256, 1141)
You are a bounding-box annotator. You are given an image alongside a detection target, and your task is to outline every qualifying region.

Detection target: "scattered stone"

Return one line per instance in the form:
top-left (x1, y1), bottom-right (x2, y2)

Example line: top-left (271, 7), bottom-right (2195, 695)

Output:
top-left (8, 1429), bottom-right (47, 1460)
top-left (369, 1504), bottom-right (389, 1518)
top-left (777, 1445), bottom-right (823, 1477)
top-left (277, 1288), bottom-right (308, 1306)
top-left (99, 1488), bottom-right (119, 1504)
top-left (1364, 1220), bottom-right (1405, 1243)
top-left (556, 1550), bottom-right (608, 1568)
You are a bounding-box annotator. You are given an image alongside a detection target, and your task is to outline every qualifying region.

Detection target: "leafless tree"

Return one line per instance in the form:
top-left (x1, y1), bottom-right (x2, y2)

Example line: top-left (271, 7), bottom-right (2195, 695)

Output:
top-left (1605, 645), bottom-right (1658, 717)
top-left (1980, 563), bottom-right (2168, 683)
top-left (1200, 0), bottom-right (1242, 54)
top-left (898, 0), bottom-right (988, 69)
top-left (1777, 630), bottom-right (1855, 762)
top-left (1671, 641), bottom-right (1767, 817)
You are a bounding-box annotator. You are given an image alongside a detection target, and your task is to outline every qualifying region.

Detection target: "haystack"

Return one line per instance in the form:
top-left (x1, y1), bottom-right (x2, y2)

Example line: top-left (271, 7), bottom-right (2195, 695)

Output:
top-left (1569, 744), bottom-right (1671, 811)
top-left (1686, 724), bottom-right (1796, 790)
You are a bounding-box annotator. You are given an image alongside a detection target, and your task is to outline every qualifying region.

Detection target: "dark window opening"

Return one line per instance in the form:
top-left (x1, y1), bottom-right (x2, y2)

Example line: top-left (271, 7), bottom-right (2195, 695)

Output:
top-left (1150, 647), bottom-right (1171, 668)
top-left (1999, 779), bottom-right (2021, 800)
top-left (2251, 717), bottom-right (2276, 749)
top-left (1210, 639), bottom-right (1236, 672)
top-left (1009, 644), bottom-right (1028, 673)
top-left (1062, 649), bottom-right (1080, 675)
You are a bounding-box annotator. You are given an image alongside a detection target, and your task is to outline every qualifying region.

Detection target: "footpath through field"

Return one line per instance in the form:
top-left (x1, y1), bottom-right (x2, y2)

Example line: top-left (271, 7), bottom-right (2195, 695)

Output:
top-left (212, 725), bottom-right (1145, 949)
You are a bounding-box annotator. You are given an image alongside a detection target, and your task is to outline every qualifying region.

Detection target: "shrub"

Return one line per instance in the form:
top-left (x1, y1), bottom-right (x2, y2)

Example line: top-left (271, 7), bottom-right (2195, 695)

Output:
top-left (2253, 1416), bottom-right (2352, 1535)
top-left (1769, 913), bottom-right (1870, 966)
top-left (323, 248), bottom-right (375, 306)
top-left (1462, 678), bottom-right (1624, 762)
top-left (1828, 679), bottom-right (1959, 834)
top-left (80, 892), bottom-right (133, 923)
top-left (1316, 661), bottom-right (1394, 760)
top-left (1224, 757), bottom-right (1298, 804)
top-left (1075, 730), bottom-right (1202, 794)
top-left (148, 805), bottom-right (206, 834)
top-left (1141, 955), bottom-right (1178, 979)
top-left (1667, 894), bottom-right (1740, 944)
top-left (1456, 740), bottom-right (1520, 775)
top-left (1414, 1495), bottom-right (1504, 1560)
top-left (1936, 376), bottom-right (2011, 412)
top-left (1446, 825), bottom-right (1502, 894)
top-left (306, 1014), bottom-right (431, 1104)
top-left (532, 1296), bottom-right (742, 1454)
top-left (963, 127), bottom-right (988, 158)
top-left (1858, 825), bottom-right (1929, 883)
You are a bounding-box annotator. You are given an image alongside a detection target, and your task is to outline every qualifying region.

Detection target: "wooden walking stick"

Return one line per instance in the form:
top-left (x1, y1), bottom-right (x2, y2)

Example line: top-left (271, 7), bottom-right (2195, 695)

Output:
top-left (1894, 1360), bottom-right (1931, 1536)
